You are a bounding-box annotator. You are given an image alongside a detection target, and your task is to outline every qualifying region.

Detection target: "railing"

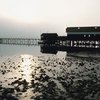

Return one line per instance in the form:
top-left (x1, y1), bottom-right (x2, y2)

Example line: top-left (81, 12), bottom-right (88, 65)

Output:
top-left (0, 38), bottom-right (40, 46)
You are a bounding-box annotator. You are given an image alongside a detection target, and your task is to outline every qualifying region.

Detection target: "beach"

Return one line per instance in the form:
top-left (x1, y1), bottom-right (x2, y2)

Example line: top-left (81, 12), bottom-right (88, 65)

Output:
top-left (0, 53), bottom-right (100, 100)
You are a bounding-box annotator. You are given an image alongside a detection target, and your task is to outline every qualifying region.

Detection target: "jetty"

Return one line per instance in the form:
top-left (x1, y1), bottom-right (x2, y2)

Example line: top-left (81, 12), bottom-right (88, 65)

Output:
top-left (0, 26), bottom-right (100, 54)
top-left (0, 38), bottom-right (40, 45)
top-left (40, 26), bottom-right (100, 54)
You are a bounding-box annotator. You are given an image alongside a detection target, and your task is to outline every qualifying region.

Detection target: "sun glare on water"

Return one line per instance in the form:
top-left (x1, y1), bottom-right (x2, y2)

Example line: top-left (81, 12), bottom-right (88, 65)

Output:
top-left (20, 54), bottom-right (36, 82)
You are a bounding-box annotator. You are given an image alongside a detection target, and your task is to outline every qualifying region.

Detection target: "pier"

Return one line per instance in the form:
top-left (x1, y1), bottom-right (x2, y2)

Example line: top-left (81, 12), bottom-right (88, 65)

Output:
top-left (40, 26), bottom-right (100, 54)
top-left (0, 26), bottom-right (100, 54)
top-left (0, 38), bottom-right (40, 45)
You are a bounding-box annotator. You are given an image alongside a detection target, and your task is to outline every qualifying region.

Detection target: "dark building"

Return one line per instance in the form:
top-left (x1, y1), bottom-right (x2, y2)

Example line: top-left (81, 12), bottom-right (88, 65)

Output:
top-left (66, 26), bottom-right (100, 40)
top-left (41, 33), bottom-right (58, 44)
top-left (40, 26), bottom-right (100, 54)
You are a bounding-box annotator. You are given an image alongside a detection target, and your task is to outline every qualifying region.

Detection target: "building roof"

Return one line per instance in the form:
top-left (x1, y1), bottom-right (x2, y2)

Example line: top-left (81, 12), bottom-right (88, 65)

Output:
top-left (66, 26), bottom-right (100, 32)
top-left (41, 33), bottom-right (58, 40)
top-left (41, 33), bottom-right (58, 36)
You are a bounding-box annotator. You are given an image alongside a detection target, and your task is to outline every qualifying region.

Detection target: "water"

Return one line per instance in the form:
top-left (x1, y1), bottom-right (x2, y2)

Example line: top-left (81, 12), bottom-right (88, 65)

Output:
top-left (0, 44), bottom-right (40, 56)
top-left (0, 44), bottom-right (100, 100)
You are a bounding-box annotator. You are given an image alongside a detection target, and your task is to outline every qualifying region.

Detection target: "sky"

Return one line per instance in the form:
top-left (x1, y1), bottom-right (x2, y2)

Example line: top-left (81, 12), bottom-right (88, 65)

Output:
top-left (0, 0), bottom-right (100, 38)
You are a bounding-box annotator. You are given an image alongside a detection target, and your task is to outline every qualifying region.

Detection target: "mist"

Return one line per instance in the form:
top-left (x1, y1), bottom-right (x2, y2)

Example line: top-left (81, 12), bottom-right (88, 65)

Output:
top-left (0, 0), bottom-right (100, 38)
top-left (0, 17), bottom-right (66, 38)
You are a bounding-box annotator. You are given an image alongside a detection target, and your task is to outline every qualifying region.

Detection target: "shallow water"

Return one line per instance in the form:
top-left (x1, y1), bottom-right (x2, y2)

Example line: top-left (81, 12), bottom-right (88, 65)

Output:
top-left (0, 44), bottom-right (100, 100)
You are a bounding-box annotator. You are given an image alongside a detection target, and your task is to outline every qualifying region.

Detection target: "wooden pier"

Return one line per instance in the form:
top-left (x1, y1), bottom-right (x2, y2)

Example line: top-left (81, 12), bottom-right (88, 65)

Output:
top-left (0, 38), bottom-right (40, 45)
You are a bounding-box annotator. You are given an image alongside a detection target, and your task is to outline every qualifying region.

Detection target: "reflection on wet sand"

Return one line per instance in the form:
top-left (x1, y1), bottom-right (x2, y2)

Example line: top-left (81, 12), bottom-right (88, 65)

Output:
top-left (20, 55), bottom-right (35, 82)
top-left (0, 54), bottom-right (100, 100)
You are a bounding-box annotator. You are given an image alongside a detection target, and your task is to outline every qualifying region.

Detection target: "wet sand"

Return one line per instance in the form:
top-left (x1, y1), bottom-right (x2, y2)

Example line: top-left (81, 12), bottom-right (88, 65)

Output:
top-left (0, 54), bottom-right (100, 100)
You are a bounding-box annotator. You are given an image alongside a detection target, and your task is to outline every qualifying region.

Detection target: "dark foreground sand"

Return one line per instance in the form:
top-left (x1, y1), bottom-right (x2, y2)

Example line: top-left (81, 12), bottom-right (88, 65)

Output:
top-left (0, 54), bottom-right (100, 100)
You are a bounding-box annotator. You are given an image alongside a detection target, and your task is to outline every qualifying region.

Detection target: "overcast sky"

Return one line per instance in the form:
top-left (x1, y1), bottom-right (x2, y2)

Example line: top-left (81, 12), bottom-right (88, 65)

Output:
top-left (0, 0), bottom-right (100, 38)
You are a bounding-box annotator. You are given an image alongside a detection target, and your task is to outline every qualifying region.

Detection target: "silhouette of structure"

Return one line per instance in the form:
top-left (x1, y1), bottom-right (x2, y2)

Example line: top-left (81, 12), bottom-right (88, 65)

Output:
top-left (40, 26), bottom-right (100, 54)
top-left (41, 33), bottom-right (58, 45)
top-left (66, 26), bottom-right (100, 47)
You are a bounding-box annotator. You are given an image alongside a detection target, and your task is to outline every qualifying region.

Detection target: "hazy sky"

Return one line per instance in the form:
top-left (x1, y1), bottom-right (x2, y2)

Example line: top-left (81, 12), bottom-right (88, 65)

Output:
top-left (0, 0), bottom-right (100, 38)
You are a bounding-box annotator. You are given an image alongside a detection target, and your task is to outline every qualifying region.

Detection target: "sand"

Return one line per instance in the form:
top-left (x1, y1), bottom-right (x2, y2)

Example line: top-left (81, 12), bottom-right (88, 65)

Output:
top-left (0, 54), bottom-right (100, 100)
